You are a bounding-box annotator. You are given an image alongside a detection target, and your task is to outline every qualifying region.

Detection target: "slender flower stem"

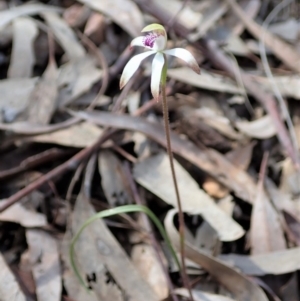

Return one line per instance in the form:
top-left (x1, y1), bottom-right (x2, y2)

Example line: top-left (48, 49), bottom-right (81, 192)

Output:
top-left (161, 56), bottom-right (194, 301)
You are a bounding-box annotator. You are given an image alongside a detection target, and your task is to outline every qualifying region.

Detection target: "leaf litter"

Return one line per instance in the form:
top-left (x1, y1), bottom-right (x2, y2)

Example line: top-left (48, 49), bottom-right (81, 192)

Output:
top-left (1, 0), bottom-right (300, 300)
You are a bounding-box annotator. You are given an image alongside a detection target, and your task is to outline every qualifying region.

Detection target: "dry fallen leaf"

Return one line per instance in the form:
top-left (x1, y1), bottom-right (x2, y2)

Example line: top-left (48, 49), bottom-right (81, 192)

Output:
top-left (25, 229), bottom-right (61, 301)
top-left (225, 0), bottom-right (300, 72)
top-left (175, 288), bottom-right (237, 301)
top-left (134, 152), bottom-right (244, 241)
top-left (72, 191), bottom-right (159, 301)
top-left (42, 11), bottom-right (85, 60)
top-left (8, 17), bottom-right (38, 78)
top-left (250, 154), bottom-right (286, 254)
top-left (99, 150), bottom-right (132, 206)
top-left (0, 202), bottom-right (47, 227)
top-left (29, 122), bottom-right (103, 147)
top-left (72, 110), bottom-right (258, 203)
top-left (0, 3), bottom-right (61, 29)
top-left (0, 253), bottom-right (27, 301)
top-left (57, 56), bottom-right (102, 107)
top-left (26, 58), bottom-right (58, 125)
top-left (131, 244), bottom-right (168, 299)
top-left (0, 77), bottom-right (38, 122)
top-left (220, 247), bottom-right (300, 276)
top-left (76, 0), bottom-right (143, 37)
top-left (167, 68), bottom-right (243, 94)
top-left (235, 115), bottom-right (276, 139)
top-left (165, 209), bottom-right (268, 301)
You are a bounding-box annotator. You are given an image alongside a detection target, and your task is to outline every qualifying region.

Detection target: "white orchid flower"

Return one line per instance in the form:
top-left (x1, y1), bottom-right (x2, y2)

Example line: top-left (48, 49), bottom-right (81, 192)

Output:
top-left (120, 23), bottom-right (200, 100)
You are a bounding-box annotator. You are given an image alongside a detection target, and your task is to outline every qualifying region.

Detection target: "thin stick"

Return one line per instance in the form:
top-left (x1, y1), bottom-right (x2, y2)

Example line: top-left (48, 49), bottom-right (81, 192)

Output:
top-left (161, 59), bottom-right (194, 301)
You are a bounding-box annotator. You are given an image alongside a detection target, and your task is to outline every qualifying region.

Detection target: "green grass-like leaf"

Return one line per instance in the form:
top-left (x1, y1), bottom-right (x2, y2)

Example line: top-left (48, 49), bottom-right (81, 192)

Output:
top-left (70, 204), bottom-right (180, 290)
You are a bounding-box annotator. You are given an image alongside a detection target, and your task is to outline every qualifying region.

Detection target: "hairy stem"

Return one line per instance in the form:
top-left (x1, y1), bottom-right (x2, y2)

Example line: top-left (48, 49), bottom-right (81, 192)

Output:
top-left (161, 57), bottom-right (194, 301)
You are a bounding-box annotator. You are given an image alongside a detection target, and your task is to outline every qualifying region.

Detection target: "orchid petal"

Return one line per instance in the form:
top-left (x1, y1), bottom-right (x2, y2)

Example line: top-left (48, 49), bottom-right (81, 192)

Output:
top-left (152, 35), bottom-right (167, 51)
top-left (163, 48), bottom-right (200, 74)
top-left (120, 51), bottom-right (155, 89)
top-left (151, 52), bottom-right (165, 100)
top-left (130, 36), bottom-right (146, 48)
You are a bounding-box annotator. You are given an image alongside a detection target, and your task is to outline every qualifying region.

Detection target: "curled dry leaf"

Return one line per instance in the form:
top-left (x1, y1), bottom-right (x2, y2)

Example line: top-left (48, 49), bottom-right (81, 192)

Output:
top-left (76, 0), bottom-right (143, 37)
top-left (134, 152), bottom-right (244, 241)
top-left (164, 209), bottom-right (268, 301)
top-left (0, 253), bottom-right (27, 301)
top-left (8, 17), bottom-right (38, 78)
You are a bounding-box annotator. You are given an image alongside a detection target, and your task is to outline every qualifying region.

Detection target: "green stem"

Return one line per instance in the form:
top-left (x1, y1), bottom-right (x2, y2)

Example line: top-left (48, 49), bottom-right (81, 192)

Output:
top-left (70, 204), bottom-right (180, 290)
top-left (161, 56), bottom-right (194, 301)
